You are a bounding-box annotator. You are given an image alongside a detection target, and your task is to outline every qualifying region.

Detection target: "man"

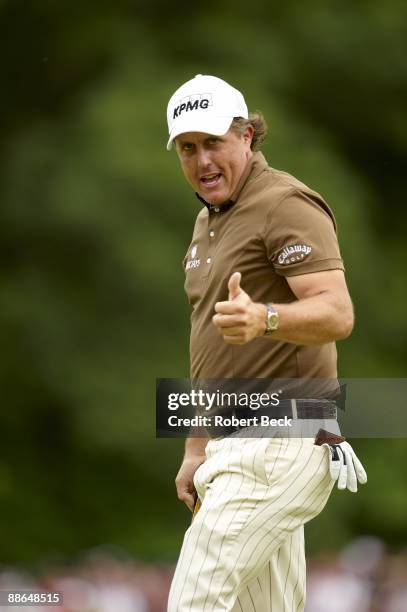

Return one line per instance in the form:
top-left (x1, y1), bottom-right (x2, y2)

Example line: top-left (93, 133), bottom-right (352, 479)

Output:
top-left (165, 74), bottom-right (366, 611)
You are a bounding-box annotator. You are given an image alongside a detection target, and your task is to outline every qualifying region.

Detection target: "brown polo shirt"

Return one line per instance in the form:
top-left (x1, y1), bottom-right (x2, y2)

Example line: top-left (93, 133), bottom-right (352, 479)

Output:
top-left (183, 152), bottom-right (345, 380)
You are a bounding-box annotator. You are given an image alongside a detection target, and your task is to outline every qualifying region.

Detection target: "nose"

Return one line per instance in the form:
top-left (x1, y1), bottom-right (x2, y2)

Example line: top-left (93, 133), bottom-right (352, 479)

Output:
top-left (196, 146), bottom-right (213, 171)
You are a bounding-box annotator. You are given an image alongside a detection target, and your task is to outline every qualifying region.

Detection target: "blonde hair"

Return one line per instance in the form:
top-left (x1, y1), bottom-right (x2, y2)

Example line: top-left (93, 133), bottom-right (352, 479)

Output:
top-left (231, 112), bottom-right (268, 151)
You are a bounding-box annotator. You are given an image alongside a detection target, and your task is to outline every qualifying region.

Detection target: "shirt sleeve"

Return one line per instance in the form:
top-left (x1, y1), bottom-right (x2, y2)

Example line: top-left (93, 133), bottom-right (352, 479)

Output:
top-left (263, 189), bottom-right (345, 276)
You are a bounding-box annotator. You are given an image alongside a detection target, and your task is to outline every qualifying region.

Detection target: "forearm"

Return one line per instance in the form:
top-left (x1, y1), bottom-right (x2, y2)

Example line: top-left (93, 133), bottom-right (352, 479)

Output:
top-left (269, 291), bottom-right (354, 345)
top-left (184, 428), bottom-right (208, 458)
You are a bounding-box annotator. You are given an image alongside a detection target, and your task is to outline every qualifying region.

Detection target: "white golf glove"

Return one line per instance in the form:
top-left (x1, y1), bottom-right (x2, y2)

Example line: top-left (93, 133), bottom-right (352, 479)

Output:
top-left (322, 441), bottom-right (368, 493)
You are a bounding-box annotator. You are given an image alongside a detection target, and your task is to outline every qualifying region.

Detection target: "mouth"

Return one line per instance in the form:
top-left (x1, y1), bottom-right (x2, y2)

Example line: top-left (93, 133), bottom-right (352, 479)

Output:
top-left (200, 173), bottom-right (222, 188)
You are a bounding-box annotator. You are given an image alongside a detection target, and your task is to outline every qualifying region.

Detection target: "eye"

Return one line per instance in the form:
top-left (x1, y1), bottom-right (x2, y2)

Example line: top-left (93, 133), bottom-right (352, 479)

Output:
top-left (181, 142), bottom-right (194, 152)
top-left (208, 137), bottom-right (220, 145)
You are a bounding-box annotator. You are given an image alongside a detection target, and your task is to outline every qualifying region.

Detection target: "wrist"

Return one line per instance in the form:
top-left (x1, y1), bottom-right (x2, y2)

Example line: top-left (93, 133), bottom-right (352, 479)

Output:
top-left (255, 303), bottom-right (268, 336)
top-left (185, 437), bottom-right (208, 459)
top-left (183, 454), bottom-right (206, 466)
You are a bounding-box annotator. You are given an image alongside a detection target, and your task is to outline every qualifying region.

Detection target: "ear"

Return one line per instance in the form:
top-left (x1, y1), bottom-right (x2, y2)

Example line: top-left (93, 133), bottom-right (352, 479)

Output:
top-left (243, 124), bottom-right (254, 147)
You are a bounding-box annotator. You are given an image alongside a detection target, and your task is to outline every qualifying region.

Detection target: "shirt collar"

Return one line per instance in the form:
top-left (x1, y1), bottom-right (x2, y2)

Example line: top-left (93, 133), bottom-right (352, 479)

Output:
top-left (195, 151), bottom-right (268, 214)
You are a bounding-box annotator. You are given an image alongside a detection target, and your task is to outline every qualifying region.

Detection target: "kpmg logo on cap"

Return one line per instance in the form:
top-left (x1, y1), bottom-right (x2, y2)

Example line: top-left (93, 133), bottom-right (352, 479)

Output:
top-left (173, 93), bottom-right (213, 119)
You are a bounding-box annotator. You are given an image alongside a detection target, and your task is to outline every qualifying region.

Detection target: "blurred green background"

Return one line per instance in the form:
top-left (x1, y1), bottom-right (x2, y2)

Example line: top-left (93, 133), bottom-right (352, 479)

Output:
top-left (0, 0), bottom-right (406, 566)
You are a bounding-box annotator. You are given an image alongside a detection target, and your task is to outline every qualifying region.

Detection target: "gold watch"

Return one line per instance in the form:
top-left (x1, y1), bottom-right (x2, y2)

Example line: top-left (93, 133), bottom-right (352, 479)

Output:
top-left (264, 304), bottom-right (279, 336)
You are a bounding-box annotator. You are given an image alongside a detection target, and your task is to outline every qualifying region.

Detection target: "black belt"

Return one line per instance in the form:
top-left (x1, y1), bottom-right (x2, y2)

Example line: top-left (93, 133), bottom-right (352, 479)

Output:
top-left (206, 399), bottom-right (337, 439)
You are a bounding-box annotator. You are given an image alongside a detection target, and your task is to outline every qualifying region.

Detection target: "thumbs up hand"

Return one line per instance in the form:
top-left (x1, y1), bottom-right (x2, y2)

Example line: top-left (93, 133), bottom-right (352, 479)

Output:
top-left (213, 272), bottom-right (268, 345)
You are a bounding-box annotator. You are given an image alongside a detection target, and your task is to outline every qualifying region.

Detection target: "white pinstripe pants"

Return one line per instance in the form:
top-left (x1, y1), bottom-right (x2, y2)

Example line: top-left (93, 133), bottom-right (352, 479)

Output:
top-left (168, 435), bottom-right (335, 612)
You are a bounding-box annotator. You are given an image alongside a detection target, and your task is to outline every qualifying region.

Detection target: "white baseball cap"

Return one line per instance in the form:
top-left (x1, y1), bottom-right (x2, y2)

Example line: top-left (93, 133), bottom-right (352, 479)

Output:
top-left (166, 74), bottom-right (248, 150)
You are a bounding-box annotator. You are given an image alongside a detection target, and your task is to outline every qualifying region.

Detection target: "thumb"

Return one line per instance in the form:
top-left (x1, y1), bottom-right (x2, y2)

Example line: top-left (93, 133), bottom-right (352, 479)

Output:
top-left (228, 272), bottom-right (242, 301)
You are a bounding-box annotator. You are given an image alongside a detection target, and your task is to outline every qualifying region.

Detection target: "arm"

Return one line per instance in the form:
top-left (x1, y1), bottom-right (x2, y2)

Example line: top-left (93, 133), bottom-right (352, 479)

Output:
top-left (213, 269), bottom-right (354, 346)
top-left (268, 269), bottom-right (354, 344)
top-left (175, 431), bottom-right (208, 511)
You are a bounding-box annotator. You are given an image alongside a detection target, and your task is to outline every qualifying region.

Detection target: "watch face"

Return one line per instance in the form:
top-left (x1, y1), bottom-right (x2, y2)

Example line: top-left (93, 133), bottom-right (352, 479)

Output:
top-left (267, 309), bottom-right (279, 331)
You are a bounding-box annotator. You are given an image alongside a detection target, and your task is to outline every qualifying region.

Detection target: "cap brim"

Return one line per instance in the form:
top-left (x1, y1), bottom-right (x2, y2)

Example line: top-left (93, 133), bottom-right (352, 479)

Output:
top-left (166, 115), bottom-right (234, 150)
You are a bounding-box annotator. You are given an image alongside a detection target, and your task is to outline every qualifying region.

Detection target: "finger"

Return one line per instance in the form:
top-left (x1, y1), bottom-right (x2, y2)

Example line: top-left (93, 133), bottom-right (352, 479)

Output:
top-left (185, 499), bottom-right (195, 512)
top-left (337, 448), bottom-right (348, 490)
top-left (344, 450), bottom-right (358, 492)
top-left (212, 315), bottom-right (246, 329)
top-left (323, 444), bottom-right (340, 481)
top-left (178, 490), bottom-right (196, 512)
top-left (215, 301), bottom-right (246, 315)
top-left (350, 450), bottom-right (368, 484)
top-left (228, 271), bottom-right (242, 300)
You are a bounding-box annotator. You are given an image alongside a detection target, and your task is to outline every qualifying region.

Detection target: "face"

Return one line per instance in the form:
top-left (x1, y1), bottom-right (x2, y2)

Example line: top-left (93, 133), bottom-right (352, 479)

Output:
top-left (175, 126), bottom-right (254, 205)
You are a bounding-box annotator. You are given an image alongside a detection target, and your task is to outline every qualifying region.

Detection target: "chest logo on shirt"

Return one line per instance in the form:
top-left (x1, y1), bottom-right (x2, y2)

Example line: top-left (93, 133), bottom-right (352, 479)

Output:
top-left (277, 244), bottom-right (312, 265)
top-left (186, 244), bottom-right (201, 270)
